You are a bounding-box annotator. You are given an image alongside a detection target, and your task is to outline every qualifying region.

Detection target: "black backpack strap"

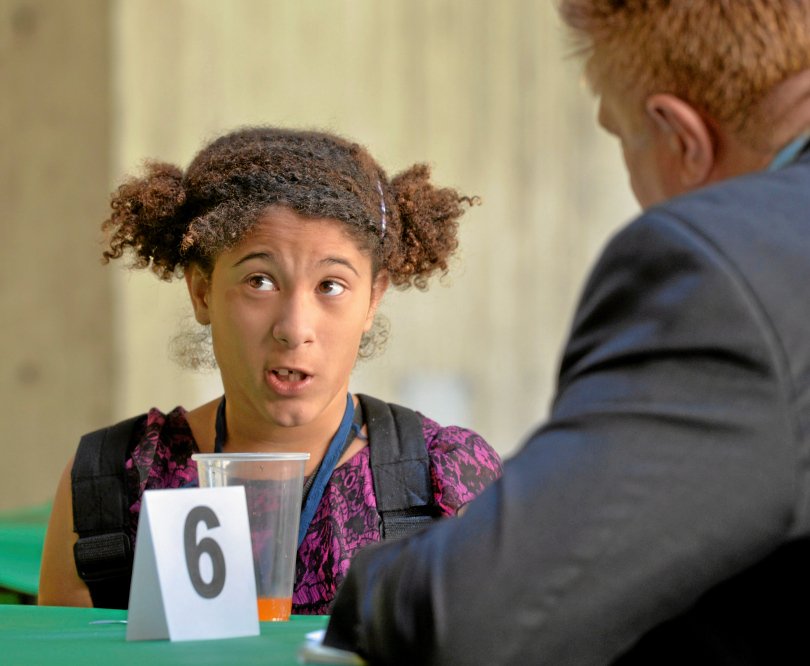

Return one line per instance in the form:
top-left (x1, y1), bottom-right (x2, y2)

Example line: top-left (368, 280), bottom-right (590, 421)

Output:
top-left (357, 394), bottom-right (438, 541)
top-left (71, 414), bottom-right (143, 609)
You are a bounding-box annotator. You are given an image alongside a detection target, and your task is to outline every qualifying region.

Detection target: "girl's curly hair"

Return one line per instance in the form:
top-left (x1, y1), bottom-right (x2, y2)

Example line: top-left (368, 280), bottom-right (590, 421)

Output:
top-left (102, 126), bottom-right (477, 364)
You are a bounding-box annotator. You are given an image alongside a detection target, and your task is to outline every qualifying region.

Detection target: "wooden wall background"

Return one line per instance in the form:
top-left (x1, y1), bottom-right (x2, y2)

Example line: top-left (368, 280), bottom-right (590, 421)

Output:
top-left (1, 0), bottom-right (636, 510)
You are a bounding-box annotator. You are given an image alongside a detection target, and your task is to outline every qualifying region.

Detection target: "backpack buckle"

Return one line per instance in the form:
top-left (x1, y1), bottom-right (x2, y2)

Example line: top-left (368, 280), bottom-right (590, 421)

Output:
top-left (74, 532), bottom-right (133, 582)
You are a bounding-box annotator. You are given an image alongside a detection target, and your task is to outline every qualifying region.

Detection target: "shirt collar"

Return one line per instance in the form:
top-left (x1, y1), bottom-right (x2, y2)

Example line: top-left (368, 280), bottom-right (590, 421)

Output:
top-left (768, 131), bottom-right (810, 171)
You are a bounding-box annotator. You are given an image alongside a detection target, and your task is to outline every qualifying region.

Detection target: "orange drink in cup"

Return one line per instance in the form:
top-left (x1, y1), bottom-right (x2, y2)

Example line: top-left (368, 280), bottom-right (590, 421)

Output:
top-left (192, 452), bottom-right (308, 622)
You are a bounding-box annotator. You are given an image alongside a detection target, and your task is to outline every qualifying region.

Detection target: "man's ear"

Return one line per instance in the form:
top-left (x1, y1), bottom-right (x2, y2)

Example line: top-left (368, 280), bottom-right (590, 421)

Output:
top-left (185, 265), bottom-right (212, 325)
top-left (646, 93), bottom-right (716, 188)
top-left (364, 270), bottom-right (390, 332)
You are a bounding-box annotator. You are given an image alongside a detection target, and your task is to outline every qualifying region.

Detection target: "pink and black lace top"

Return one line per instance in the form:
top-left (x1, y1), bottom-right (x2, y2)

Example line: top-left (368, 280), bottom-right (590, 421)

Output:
top-left (124, 405), bottom-right (502, 615)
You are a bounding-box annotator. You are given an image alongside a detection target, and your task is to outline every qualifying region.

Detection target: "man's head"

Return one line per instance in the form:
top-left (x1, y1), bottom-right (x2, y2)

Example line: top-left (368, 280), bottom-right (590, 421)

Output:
top-left (558, 1), bottom-right (810, 207)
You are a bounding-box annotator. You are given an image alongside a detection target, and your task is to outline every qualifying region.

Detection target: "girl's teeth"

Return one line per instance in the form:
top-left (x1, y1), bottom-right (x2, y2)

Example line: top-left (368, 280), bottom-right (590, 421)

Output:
top-left (276, 369), bottom-right (303, 381)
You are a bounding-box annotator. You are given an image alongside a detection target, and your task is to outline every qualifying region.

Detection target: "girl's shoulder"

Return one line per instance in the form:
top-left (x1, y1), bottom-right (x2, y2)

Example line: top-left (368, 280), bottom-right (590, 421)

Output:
top-left (417, 412), bottom-right (503, 515)
top-left (419, 412), bottom-right (502, 471)
top-left (128, 406), bottom-right (198, 489)
top-left (131, 405), bottom-right (194, 450)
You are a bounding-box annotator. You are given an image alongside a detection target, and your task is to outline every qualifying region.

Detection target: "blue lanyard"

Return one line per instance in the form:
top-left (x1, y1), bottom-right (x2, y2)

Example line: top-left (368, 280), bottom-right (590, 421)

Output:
top-left (214, 394), bottom-right (358, 547)
top-left (296, 395), bottom-right (357, 546)
top-left (768, 132), bottom-right (810, 171)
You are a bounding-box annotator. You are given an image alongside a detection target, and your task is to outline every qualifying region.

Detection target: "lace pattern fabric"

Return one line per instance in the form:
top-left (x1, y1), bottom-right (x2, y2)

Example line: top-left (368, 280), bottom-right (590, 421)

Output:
top-left (125, 406), bottom-right (502, 614)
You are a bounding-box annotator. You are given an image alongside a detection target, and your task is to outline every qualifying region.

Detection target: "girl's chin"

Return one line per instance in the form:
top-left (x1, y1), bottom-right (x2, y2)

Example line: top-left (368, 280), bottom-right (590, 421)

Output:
top-left (260, 391), bottom-right (348, 430)
top-left (263, 402), bottom-right (314, 429)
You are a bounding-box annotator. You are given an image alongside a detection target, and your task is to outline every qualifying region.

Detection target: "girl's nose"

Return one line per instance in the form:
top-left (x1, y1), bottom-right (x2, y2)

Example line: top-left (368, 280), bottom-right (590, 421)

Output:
top-left (271, 292), bottom-right (316, 348)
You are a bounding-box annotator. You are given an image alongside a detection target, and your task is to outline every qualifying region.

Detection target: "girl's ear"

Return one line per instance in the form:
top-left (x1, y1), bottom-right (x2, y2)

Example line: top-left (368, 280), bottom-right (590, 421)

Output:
top-left (364, 270), bottom-right (390, 332)
top-left (185, 265), bottom-right (212, 325)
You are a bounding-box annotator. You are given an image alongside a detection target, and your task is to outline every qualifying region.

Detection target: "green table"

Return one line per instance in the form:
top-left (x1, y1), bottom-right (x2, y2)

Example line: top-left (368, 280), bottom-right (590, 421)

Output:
top-left (0, 503), bottom-right (50, 601)
top-left (0, 605), bottom-right (330, 664)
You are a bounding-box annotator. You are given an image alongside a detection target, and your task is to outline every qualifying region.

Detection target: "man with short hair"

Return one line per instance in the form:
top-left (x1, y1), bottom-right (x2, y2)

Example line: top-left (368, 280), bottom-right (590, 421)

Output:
top-left (324, 2), bottom-right (810, 663)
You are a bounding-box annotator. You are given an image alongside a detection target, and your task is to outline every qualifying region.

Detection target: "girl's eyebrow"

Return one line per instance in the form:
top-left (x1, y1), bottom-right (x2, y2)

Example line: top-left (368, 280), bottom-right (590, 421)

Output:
top-left (232, 251), bottom-right (273, 268)
top-left (319, 256), bottom-right (360, 277)
top-left (232, 252), bottom-right (360, 278)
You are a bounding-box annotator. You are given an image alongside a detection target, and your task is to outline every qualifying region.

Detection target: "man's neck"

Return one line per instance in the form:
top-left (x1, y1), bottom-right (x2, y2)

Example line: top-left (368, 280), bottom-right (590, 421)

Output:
top-left (748, 69), bottom-right (810, 155)
top-left (707, 69), bottom-right (810, 182)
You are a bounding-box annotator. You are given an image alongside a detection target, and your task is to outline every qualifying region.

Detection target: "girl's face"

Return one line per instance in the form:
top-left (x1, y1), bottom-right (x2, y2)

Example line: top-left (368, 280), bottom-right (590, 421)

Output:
top-left (187, 206), bottom-right (387, 432)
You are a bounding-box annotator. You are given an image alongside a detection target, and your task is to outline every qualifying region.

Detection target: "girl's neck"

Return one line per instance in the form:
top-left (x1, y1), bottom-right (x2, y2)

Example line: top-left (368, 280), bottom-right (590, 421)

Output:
top-left (219, 391), bottom-right (351, 475)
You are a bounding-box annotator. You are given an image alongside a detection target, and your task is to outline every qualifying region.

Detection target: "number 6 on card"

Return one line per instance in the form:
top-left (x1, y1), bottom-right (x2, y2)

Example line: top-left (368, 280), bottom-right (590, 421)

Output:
top-left (126, 487), bottom-right (259, 642)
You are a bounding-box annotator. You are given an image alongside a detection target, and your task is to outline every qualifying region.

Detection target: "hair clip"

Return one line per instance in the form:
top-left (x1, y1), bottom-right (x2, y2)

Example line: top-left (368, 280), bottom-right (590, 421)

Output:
top-left (376, 180), bottom-right (387, 239)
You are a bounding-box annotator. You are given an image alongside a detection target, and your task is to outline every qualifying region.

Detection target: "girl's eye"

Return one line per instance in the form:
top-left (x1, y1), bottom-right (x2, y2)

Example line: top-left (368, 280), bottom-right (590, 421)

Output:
top-left (246, 275), bottom-right (276, 291)
top-left (318, 280), bottom-right (345, 296)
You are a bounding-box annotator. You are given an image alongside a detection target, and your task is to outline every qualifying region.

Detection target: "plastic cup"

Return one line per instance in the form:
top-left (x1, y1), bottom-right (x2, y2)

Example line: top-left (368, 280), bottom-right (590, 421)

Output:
top-left (192, 452), bottom-right (309, 621)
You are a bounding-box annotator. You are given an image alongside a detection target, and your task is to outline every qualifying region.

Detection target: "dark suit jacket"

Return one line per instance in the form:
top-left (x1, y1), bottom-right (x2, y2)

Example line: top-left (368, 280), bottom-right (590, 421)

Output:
top-left (325, 149), bottom-right (810, 665)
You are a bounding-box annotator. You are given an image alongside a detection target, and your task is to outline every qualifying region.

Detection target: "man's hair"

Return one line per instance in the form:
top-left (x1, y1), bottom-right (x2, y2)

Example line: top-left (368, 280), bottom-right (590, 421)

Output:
top-left (558, 1), bottom-right (810, 134)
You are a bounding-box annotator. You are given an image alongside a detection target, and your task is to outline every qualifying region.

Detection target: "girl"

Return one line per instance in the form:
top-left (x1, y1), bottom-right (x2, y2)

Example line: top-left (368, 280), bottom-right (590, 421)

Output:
top-left (39, 126), bottom-right (502, 614)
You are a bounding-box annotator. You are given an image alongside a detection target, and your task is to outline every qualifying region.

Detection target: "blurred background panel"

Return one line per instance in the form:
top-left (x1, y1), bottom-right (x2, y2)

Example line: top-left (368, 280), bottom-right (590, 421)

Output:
top-left (0, 0), bottom-right (636, 511)
top-left (1, 0), bottom-right (114, 512)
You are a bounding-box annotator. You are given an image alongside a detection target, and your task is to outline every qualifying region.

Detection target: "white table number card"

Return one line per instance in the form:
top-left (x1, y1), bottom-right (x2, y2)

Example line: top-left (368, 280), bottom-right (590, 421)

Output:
top-left (126, 486), bottom-right (260, 642)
